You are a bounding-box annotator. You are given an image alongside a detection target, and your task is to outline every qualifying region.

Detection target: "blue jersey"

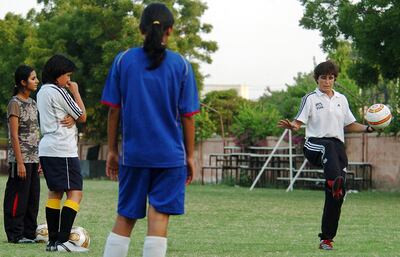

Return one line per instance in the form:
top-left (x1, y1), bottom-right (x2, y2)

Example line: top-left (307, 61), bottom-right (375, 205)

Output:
top-left (101, 48), bottom-right (199, 167)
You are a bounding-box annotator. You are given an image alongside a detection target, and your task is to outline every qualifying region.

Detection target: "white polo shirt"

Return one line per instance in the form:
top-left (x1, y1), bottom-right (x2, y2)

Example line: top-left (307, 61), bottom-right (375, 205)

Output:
top-left (37, 84), bottom-right (83, 157)
top-left (295, 88), bottom-right (356, 142)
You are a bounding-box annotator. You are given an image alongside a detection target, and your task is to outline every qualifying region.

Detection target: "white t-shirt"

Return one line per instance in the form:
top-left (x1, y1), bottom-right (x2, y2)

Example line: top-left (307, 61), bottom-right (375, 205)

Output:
top-left (37, 84), bottom-right (83, 157)
top-left (295, 88), bottom-right (356, 143)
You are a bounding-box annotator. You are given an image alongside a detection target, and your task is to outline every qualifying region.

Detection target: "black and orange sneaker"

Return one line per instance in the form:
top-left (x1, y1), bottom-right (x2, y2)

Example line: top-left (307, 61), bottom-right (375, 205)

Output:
top-left (319, 239), bottom-right (333, 250)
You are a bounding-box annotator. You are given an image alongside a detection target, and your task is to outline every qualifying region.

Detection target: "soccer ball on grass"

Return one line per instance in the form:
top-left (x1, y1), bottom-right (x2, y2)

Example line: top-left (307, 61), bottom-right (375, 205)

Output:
top-left (35, 224), bottom-right (90, 249)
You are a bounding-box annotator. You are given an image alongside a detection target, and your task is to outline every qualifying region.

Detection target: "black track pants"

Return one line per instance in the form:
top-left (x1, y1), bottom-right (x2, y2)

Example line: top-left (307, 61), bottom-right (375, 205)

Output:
top-left (303, 137), bottom-right (347, 240)
top-left (3, 163), bottom-right (40, 242)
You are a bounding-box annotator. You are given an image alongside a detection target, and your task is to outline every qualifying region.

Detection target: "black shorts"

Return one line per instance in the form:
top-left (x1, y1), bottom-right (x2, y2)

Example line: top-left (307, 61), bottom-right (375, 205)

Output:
top-left (40, 157), bottom-right (83, 191)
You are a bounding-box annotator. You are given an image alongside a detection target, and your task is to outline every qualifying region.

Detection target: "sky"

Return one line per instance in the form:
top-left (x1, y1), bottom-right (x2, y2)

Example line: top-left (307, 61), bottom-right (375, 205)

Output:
top-left (0, 0), bottom-right (326, 99)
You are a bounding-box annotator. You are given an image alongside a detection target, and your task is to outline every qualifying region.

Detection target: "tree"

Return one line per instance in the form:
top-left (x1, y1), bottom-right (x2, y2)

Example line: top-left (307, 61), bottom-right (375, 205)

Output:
top-left (299, 0), bottom-right (400, 81)
top-left (0, 14), bottom-right (40, 127)
top-left (201, 89), bottom-right (249, 136)
top-left (16, 0), bottom-right (217, 141)
top-left (260, 59), bottom-right (364, 131)
top-left (259, 73), bottom-right (316, 121)
top-left (298, 1), bottom-right (400, 133)
top-left (230, 102), bottom-right (282, 147)
top-left (195, 108), bottom-right (216, 143)
top-left (32, 0), bottom-right (142, 140)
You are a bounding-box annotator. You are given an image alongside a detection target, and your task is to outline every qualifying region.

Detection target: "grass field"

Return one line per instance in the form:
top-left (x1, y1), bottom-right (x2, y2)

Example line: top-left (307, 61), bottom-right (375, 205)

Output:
top-left (0, 177), bottom-right (399, 257)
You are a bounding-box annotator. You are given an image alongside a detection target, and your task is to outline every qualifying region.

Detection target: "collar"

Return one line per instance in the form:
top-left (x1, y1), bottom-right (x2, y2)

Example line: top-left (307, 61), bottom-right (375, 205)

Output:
top-left (315, 88), bottom-right (340, 98)
top-left (14, 95), bottom-right (32, 103)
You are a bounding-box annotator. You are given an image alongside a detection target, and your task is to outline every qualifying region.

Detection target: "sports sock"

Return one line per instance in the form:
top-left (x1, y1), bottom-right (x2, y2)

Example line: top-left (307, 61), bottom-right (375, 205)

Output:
top-left (58, 199), bottom-right (79, 243)
top-left (103, 232), bottom-right (130, 257)
top-left (45, 199), bottom-right (61, 243)
top-left (143, 236), bottom-right (167, 257)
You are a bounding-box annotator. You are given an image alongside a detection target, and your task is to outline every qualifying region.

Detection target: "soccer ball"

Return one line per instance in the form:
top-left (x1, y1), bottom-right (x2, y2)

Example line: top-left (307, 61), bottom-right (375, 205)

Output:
top-left (365, 104), bottom-right (392, 129)
top-left (35, 223), bottom-right (49, 243)
top-left (69, 226), bottom-right (90, 249)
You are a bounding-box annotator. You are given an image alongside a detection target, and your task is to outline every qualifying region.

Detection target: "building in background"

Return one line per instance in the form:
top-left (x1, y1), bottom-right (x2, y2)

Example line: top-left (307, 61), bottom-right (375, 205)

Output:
top-left (202, 84), bottom-right (249, 99)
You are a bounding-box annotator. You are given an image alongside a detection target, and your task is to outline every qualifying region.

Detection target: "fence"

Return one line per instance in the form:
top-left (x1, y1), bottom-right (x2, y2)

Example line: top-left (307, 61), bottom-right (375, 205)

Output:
top-left (1, 133), bottom-right (399, 190)
top-left (197, 134), bottom-right (400, 190)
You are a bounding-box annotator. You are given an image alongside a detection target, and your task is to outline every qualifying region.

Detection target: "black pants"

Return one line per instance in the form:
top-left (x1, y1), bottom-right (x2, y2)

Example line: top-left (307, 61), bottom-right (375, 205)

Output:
top-left (3, 163), bottom-right (40, 242)
top-left (303, 137), bottom-right (347, 240)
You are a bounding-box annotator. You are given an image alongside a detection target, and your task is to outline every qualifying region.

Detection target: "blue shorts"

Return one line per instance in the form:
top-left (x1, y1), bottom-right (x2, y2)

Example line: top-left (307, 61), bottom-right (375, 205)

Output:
top-left (118, 166), bottom-right (187, 219)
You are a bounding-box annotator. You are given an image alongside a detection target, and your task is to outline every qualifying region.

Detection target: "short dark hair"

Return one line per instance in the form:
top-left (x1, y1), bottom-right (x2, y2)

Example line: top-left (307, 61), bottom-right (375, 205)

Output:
top-left (313, 60), bottom-right (339, 83)
top-left (14, 65), bottom-right (34, 96)
top-left (42, 54), bottom-right (76, 84)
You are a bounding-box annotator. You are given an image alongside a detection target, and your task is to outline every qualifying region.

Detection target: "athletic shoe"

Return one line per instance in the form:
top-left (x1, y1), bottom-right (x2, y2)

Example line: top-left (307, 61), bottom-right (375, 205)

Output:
top-left (34, 234), bottom-right (48, 243)
top-left (46, 241), bottom-right (57, 252)
top-left (56, 240), bottom-right (89, 252)
top-left (17, 237), bottom-right (35, 244)
top-left (332, 176), bottom-right (344, 200)
top-left (319, 239), bottom-right (333, 250)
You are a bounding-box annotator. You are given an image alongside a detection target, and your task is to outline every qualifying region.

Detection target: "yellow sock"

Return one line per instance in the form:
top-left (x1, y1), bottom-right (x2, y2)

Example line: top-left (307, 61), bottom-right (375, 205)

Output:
top-left (46, 199), bottom-right (61, 210)
top-left (64, 199), bottom-right (80, 212)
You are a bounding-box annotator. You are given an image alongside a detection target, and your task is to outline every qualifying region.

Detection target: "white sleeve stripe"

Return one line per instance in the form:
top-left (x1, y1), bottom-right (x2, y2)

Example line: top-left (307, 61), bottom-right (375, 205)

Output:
top-left (58, 88), bottom-right (82, 117)
top-left (117, 49), bottom-right (129, 73)
top-left (294, 92), bottom-right (315, 120)
top-left (61, 89), bottom-right (83, 117)
top-left (50, 86), bottom-right (82, 117)
top-left (178, 54), bottom-right (189, 78)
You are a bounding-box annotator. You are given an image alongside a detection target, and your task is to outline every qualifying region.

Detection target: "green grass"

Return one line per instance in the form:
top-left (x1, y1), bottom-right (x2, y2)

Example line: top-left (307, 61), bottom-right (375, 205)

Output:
top-left (0, 177), bottom-right (399, 257)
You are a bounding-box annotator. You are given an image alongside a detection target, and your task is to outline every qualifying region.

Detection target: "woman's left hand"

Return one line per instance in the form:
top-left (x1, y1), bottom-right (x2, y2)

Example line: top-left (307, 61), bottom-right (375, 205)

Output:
top-left (38, 163), bottom-right (43, 174)
top-left (60, 115), bottom-right (76, 128)
top-left (185, 157), bottom-right (195, 185)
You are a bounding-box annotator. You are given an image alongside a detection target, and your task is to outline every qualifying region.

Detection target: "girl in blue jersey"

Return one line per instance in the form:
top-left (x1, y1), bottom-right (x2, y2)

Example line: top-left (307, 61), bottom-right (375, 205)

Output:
top-left (102, 3), bottom-right (199, 257)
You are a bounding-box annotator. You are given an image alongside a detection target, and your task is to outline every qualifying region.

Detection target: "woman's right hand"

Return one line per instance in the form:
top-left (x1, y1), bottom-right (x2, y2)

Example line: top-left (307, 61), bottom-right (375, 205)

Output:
top-left (17, 163), bottom-right (26, 180)
top-left (106, 151), bottom-right (119, 181)
top-left (278, 119), bottom-right (299, 131)
top-left (66, 81), bottom-right (79, 95)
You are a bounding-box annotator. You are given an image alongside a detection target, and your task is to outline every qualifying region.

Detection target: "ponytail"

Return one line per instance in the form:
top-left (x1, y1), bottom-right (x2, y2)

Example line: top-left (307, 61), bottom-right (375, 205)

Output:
top-left (12, 85), bottom-right (20, 96)
top-left (143, 22), bottom-right (167, 70)
top-left (139, 3), bottom-right (174, 70)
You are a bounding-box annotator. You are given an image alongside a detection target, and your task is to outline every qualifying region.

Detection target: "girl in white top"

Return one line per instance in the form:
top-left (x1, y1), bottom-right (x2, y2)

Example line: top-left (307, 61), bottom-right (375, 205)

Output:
top-left (37, 54), bottom-right (88, 252)
top-left (278, 60), bottom-right (374, 250)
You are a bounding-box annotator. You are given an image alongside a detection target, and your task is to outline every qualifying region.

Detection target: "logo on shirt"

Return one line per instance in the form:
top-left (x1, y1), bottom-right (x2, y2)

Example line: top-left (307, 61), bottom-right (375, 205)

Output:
top-left (315, 102), bottom-right (324, 110)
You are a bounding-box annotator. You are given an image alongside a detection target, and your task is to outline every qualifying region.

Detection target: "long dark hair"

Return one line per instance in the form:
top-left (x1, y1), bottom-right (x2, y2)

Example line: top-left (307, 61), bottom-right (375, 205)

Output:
top-left (139, 3), bottom-right (174, 70)
top-left (42, 54), bottom-right (76, 85)
top-left (14, 65), bottom-right (34, 96)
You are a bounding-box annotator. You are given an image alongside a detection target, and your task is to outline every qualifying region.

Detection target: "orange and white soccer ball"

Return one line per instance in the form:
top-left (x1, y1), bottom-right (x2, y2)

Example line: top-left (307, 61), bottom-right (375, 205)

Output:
top-left (35, 223), bottom-right (49, 243)
top-left (69, 226), bottom-right (90, 249)
top-left (365, 104), bottom-right (392, 129)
